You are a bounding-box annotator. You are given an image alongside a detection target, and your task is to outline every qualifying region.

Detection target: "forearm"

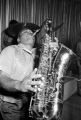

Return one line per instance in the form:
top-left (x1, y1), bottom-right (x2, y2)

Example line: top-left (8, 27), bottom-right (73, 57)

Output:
top-left (0, 72), bottom-right (21, 92)
top-left (0, 69), bottom-right (43, 93)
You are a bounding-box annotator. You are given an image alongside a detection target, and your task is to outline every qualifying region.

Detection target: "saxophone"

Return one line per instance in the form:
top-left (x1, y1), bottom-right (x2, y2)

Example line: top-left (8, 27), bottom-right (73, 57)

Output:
top-left (29, 19), bottom-right (77, 120)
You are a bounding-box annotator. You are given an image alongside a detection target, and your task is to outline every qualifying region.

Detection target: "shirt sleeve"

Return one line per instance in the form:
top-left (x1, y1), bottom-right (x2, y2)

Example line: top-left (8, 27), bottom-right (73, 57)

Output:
top-left (0, 46), bottom-right (15, 75)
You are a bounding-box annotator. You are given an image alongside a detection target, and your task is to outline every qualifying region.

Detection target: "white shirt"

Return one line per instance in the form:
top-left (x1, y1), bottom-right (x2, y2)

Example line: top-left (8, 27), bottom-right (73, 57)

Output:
top-left (0, 43), bottom-right (35, 81)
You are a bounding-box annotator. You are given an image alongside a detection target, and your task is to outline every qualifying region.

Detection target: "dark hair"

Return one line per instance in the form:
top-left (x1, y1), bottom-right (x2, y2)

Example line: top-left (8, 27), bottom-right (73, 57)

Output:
top-left (9, 20), bottom-right (18, 27)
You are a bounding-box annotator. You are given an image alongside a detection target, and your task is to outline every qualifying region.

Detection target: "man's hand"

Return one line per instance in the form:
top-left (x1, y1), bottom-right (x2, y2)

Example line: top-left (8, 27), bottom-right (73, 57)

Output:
top-left (19, 68), bottom-right (44, 92)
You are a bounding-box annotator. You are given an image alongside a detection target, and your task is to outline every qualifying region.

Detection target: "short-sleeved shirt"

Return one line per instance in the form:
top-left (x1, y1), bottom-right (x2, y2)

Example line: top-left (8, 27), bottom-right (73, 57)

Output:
top-left (0, 43), bottom-right (35, 81)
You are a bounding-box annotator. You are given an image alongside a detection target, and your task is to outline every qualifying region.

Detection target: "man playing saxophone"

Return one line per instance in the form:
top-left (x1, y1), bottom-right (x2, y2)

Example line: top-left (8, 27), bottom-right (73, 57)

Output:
top-left (0, 19), bottom-right (59, 120)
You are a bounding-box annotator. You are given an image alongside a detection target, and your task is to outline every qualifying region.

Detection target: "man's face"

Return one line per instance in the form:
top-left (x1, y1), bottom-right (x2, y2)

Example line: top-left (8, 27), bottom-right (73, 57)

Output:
top-left (19, 29), bottom-right (35, 46)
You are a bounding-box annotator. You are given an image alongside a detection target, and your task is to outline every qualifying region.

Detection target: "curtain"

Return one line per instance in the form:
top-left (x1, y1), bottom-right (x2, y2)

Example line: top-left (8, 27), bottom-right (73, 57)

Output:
top-left (0, 0), bottom-right (81, 52)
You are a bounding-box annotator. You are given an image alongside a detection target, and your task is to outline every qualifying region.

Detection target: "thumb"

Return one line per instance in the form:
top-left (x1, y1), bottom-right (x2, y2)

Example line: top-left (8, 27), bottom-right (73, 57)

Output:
top-left (30, 68), bottom-right (37, 77)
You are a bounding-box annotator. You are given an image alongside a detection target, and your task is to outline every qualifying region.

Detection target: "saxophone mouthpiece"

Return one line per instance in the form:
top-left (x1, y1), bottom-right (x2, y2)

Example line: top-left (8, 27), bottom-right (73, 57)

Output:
top-left (33, 29), bottom-right (40, 36)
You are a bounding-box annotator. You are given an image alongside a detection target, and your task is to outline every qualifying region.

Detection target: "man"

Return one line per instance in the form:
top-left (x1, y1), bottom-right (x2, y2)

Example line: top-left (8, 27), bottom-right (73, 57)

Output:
top-left (0, 24), bottom-right (43, 120)
top-left (0, 19), bottom-right (59, 120)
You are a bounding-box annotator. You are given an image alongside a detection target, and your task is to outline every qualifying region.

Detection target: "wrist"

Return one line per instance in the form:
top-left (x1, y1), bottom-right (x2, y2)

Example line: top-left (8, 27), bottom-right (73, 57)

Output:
top-left (15, 81), bottom-right (21, 91)
top-left (15, 81), bottom-right (28, 92)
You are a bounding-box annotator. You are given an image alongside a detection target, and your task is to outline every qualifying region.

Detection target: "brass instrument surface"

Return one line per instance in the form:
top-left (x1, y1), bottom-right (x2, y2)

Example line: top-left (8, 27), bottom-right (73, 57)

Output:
top-left (29, 19), bottom-right (78, 120)
top-left (29, 42), bottom-right (78, 120)
top-left (29, 33), bottom-right (50, 119)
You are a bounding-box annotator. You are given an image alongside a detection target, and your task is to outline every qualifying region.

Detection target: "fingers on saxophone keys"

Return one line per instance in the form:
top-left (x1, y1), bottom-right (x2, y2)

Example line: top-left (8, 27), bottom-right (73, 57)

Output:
top-left (32, 76), bottom-right (45, 86)
top-left (27, 85), bottom-right (37, 92)
top-left (30, 80), bottom-right (42, 86)
top-left (31, 74), bottom-right (42, 79)
top-left (31, 76), bottom-right (45, 92)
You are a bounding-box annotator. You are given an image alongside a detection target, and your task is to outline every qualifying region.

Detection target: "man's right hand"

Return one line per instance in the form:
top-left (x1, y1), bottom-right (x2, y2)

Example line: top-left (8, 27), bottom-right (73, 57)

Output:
top-left (19, 68), bottom-right (44, 92)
